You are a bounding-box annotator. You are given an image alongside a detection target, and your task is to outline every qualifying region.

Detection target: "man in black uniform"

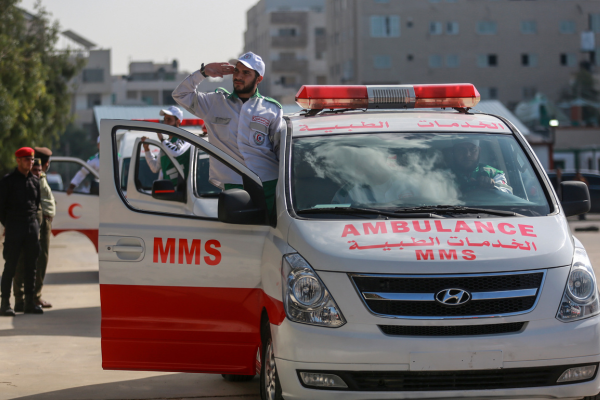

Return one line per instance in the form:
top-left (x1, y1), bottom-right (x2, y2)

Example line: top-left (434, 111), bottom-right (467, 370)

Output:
top-left (0, 147), bottom-right (44, 316)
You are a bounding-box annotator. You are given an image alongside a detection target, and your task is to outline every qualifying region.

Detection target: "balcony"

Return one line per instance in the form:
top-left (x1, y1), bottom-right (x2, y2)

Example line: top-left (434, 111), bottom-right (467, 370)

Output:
top-left (271, 59), bottom-right (308, 74)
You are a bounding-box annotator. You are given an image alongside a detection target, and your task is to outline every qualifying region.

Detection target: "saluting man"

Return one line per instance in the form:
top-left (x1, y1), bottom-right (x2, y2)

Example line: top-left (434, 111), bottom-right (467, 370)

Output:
top-left (141, 106), bottom-right (192, 185)
top-left (0, 148), bottom-right (43, 316)
top-left (172, 52), bottom-right (284, 214)
top-left (67, 137), bottom-right (100, 195)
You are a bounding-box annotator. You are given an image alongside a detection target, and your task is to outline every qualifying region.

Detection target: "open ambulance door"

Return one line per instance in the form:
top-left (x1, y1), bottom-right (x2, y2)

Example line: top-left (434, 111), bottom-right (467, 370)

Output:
top-left (99, 120), bottom-right (270, 375)
top-left (49, 156), bottom-right (100, 251)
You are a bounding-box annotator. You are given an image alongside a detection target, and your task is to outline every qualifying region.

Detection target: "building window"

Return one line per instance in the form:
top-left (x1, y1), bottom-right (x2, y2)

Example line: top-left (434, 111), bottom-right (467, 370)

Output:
top-left (162, 90), bottom-right (177, 105)
top-left (141, 90), bottom-right (159, 105)
top-left (407, 54), bottom-right (414, 61)
top-left (111, 93), bottom-right (116, 104)
top-left (86, 93), bottom-right (101, 109)
top-left (429, 54), bottom-right (442, 68)
top-left (446, 54), bottom-right (459, 67)
top-left (477, 54), bottom-right (498, 67)
top-left (315, 51), bottom-right (324, 60)
top-left (281, 76), bottom-right (297, 87)
top-left (280, 52), bottom-right (296, 61)
top-left (126, 90), bottom-right (137, 100)
top-left (430, 21), bottom-right (443, 35)
top-left (278, 28), bottom-right (297, 37)
top-left (591, 13), bottom-right (600, 32)
top-left (477, 21), bottom-right (497, 35)
top-left (407, 20), bottom-right (414, 28)
top-left (560, 20), bottom-right (576, 34)
top-left (316, 76), bottom-right (327, 85)
top-left (82, 69), bottom-right (104, 83)
top-left (480, 87), bottom-right (498, 100)
top-left (521, 53), bottom-right (538, 67)
top-left (375, 0), bottom-right (389, 2)
top-left (374, 55), bottom-right (391, 69)
top-left (521, 20), bottom-right (537, 34)
top-left (522, 86), bottom-right (537, 100)
top-left (343, 60), bottom-right (354, 80)
top-left (315, 27), bottom-right (326, 36)
top-left (560, 53), bottom-right (577, 66)
top-left (447, 22), bottom-right (459, 34)
top-left (370, 15), bottom-right (400, 37)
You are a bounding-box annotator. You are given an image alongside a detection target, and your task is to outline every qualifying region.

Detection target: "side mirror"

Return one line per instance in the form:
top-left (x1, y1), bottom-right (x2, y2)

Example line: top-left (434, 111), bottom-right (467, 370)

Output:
top-left (218, 189), bottom-right (266, 225)
top-left (560, 181), bottom-right (591, 217)
top-left (152, 180), bottom-right (185, 203)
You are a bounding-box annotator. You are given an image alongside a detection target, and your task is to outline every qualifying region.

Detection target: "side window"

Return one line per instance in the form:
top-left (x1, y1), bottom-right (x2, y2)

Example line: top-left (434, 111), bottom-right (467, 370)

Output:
top-left (115, 127), bottom-right (238, 218)
top-left (195, 149), bottom-right (221, 198)
top-left (49, 160), bottom-right (98, 195)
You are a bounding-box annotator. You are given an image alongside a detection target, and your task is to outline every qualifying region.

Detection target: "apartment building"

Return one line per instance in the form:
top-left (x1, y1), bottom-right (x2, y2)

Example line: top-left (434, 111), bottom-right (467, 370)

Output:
top-left (326, 0), bottom-right (600, 108)
top-left (244, 0), bottom-right (327, 103)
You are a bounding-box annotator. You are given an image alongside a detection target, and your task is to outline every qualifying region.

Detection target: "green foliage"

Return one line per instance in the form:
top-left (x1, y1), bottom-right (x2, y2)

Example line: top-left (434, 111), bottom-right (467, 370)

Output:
top-left (0, 0), bottom-right (84, 175)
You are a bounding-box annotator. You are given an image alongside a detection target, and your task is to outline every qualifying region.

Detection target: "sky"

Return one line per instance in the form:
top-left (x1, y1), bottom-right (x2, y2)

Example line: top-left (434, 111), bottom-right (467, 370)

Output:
top-left (20, 0), bottom-right (258, 75)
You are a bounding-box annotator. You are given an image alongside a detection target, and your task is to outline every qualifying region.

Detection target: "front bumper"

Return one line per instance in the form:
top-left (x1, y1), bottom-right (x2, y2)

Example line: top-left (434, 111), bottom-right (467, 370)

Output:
top-left (271, 266), bottom-right (600, 399)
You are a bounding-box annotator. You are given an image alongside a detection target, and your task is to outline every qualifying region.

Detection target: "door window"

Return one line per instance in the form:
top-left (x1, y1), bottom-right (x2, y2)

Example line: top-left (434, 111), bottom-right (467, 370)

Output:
top-left (115, 128), bottom-right (238, 217)
top-left (49, 160), bottom-right (98, 195)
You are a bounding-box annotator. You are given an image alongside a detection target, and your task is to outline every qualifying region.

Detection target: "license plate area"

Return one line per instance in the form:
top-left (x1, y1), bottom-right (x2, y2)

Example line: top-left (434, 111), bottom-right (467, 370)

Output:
top-left (410, 350), bottom-right (502, 371)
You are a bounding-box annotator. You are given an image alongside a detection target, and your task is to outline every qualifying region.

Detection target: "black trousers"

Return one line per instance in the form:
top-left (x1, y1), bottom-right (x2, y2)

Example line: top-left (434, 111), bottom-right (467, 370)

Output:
top-left (1, 218), bottom-right (40, 299)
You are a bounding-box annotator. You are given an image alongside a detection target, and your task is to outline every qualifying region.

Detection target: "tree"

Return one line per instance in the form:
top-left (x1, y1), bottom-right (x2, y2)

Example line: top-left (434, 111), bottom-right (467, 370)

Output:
top-left (559, 66), bottom-right (600, 126)
top-left (0, 0), bottom-right (84, 175)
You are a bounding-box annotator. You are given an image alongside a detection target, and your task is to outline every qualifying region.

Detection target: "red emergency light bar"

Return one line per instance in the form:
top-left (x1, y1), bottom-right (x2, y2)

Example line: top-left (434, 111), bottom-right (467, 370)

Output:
top-left (295, 84), bottom-right (480, 110)
top-left (133, 119), bottom-right (205, 126)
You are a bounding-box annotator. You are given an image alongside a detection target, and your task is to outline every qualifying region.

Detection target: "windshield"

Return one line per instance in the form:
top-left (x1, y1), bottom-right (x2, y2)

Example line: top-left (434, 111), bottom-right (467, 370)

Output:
top-left (291, 133), bottom-right (551, 217)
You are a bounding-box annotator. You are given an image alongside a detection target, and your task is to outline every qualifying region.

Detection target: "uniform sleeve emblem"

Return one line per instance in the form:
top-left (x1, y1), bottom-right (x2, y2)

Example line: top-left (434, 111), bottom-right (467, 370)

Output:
top-left (253, 131), bottom-right (266, 146)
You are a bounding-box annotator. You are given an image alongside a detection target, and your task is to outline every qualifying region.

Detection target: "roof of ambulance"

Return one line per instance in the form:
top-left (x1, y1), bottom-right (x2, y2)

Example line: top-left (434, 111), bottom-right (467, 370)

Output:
top-left (286, 109), bottom-right (513, 137)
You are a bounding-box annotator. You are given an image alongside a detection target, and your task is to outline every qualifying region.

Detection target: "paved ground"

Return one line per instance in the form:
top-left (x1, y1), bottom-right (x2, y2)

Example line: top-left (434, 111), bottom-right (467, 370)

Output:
top-left (1, 216), bottom-right (600, 400)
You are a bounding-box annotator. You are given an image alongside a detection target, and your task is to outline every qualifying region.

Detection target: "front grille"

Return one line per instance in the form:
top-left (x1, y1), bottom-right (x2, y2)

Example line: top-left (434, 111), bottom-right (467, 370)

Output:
top-left (353, 273), bottom-right (543, 293)
top-left (351, 271), bottom-right (545, 319)
top-left (379, 322), bottom-right (526, 336)
top-left (369, 297), bottom-right (536, 317)
top-left (297, 364), bottom-right (598, 391)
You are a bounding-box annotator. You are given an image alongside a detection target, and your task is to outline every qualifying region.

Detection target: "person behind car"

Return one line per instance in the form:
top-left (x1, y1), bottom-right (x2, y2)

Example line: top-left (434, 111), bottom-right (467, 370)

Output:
top-left (13, 149), bottom-right (56, 311)
top-left (67, 137), bottom-right (99, 195)
top-left (141, 106), bottom-right (191, 186)
top-left (172, 52), bottom-right (284, 215)
top-left (0, 148), bottom-right (43, 316)
top-left (450, 139), bottom-right (513, 194)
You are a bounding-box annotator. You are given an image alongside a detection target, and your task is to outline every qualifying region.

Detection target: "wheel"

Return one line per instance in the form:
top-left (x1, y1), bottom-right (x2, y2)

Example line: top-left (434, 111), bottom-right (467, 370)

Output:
top-left (221, 374), bottom-right (255, 382)
top-left (260, 327), bottom-right (283, 400)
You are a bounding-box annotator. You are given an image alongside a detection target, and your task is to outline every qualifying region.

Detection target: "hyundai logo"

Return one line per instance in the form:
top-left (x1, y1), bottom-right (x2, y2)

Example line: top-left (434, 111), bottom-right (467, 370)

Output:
top-left (435, 289), bottom-right (471, 305)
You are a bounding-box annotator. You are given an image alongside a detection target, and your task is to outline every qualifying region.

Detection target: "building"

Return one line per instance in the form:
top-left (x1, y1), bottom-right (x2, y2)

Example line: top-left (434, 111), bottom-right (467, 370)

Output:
top-left (244, 0), bottom-right (327, 103)
top-left (59, 31), bottom-right (113, 136)
top-left (325, 0), bottom-right (600, 108)
top-left (553, 127), bottom-right (600, 172)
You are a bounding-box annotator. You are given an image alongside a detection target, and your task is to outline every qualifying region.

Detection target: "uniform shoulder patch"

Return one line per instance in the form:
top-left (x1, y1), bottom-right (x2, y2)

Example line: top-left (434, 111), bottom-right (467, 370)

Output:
top-left (263, 96), bottom-right (282, 109)
top-left (215, 87), bottom-right (231, 96)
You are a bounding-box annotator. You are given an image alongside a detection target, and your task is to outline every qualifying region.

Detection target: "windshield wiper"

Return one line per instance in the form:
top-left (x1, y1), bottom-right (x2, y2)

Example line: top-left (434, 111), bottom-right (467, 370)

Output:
top-left (393, 205), bottom-right (522, 217)
top-left (297, 207), bottom-right (444, 219)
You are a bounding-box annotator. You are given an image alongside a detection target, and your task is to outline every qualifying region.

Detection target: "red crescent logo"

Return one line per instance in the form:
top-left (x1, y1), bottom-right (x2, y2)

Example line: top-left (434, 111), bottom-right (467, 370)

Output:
top-left (68, 203), bottom-right (82, 219)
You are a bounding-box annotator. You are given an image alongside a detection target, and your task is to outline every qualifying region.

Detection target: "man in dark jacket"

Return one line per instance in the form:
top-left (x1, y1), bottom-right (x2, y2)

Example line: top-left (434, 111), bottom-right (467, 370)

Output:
top-left (0, 147), bottom-right (44, 316)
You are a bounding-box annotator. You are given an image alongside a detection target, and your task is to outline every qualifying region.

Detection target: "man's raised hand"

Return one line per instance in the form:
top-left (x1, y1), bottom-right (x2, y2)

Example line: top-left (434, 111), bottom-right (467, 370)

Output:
top-left (203, 63), bottom-right (235, 78)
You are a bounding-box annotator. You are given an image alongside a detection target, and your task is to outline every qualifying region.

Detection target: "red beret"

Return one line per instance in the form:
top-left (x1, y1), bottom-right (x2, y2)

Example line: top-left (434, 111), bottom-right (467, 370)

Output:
top-left (15, 147), bottom-right (34, 158)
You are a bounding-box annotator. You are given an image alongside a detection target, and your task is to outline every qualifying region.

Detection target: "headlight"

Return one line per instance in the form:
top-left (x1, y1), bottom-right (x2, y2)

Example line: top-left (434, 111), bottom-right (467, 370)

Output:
top-left (556, 248), bottom-right (600, 322)
top-left (283, 253), bottom-right (346, 328)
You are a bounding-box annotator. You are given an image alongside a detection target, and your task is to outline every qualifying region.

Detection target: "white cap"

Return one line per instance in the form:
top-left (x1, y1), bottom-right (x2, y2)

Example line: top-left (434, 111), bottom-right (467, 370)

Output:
top-left (160, 106), bottom-right (183, 122)
top-left (237, 52), bottom-right (265, 77)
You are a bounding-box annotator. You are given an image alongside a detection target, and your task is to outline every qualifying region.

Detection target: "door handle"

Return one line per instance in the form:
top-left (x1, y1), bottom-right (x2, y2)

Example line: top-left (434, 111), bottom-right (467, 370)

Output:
top-left (111, 245), bottom-right (143, 253)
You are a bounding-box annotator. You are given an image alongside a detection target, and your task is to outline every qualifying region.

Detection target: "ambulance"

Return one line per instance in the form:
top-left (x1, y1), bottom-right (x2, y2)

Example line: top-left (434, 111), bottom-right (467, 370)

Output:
top-left (98, 84), bottom-right (600, 400)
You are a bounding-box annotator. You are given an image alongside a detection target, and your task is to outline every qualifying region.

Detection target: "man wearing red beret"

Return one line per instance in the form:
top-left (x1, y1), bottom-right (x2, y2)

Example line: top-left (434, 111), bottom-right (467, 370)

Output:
top-left (0, 147), bottom-right (44, 316)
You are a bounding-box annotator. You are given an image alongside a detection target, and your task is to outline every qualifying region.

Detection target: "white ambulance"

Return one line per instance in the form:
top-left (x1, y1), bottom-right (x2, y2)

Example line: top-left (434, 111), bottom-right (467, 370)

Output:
top-left (98, 84), bottom-right (600, 400)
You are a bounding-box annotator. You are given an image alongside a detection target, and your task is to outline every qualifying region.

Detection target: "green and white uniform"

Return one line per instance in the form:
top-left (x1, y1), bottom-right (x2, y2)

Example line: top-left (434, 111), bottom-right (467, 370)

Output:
top-left (146, 137), bottom-right (191, 185)
top-left (455, 164), bottom-right (513, 194)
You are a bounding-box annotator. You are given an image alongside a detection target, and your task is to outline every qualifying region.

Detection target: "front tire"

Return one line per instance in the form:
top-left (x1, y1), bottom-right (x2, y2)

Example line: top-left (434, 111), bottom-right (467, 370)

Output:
top-left (260, 329), bottom-right (283, 400)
